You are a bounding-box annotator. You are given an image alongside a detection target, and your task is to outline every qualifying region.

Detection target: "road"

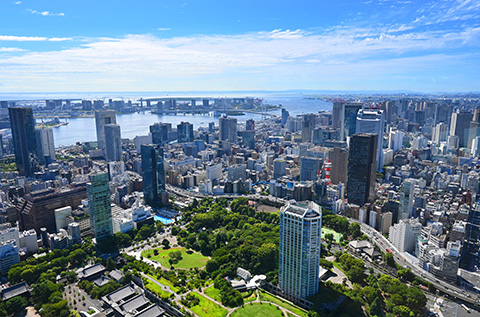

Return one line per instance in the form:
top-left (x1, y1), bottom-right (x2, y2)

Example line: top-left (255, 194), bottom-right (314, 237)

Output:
top-left (354, 220), bottom-right (480, 306)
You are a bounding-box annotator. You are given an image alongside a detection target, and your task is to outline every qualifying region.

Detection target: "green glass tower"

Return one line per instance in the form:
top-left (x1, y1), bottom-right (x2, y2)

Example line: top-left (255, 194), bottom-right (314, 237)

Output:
top-left (87, 173), bottom-right (113, 241)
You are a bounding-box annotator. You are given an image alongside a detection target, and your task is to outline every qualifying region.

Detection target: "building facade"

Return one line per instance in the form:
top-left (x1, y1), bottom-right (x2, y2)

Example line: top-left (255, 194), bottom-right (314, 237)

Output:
top-left (279, 202), bottom-right (322, 299)
top-left (141, 144), bottom-right (166, 208)
top-left (87, 173), bottom-right (113, 242)
top-left (9, 107), bottom-right (37, 177)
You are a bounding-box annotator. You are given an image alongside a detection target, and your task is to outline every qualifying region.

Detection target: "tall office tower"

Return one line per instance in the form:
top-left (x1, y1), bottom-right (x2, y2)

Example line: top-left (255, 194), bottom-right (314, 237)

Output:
top-left (87, 173), bottom-right (113, 242)
top-left (95, 110), bottom-right (116, 152)
top-left (242, 130), bottom-right (255, 150)
top-left (150, 123), bottom-right (171, 145)
top-left (329, 147), bottom-right (348, 185)
top-left (273, 158), bottom-right (286, 179)
top-left (34, 128), bottom-right (55, 165)
top-left (472, 136), bottom-right (480, 157)
top-left (177, 122), bottom-right (194, 143)
top-left (384, 101), bottom-right (395, 123)
top-left (332, 101), bottom-right (344, 129)
top-left (141, 144), bottom-right (166, 208)
top-left (461, 202), bottom-right (480, 271)
top-left (450, 110), bottom-right (473, 148)
top-left (300, 157), bottom-right (323, 181)
top-left (281, 108), bottom-right (290, 126)
top-left (399, 178), bottom-right (415, 221)
top-left (279, 202), bottom-right (322, 299)
top-left (347, 133), bottom-right (377, 206)
top-left (219, 116), bottom-right (238, 142)
top-left (246, 119), bottom-right (255, 131)
top-left (302, 114), bottom-right (316, 142)
top-left (8, 107), bottom-right (37, 177)
top-left (208, 122), bottom-right (215, 133)
top-left (432, 122), bottom-right (449, 145)
top-left (388, 128), bottom-right (404, 152)
top-left (343, 102), bottom-right (363, 140)
top-left (104, 124), bottom-right (122, 162)
top-left (468, 108), bottom-right (480, 148)
top-left (356, 109), bottom-right (385, 171)
top-left (312, 128), bottom-right (324, 145)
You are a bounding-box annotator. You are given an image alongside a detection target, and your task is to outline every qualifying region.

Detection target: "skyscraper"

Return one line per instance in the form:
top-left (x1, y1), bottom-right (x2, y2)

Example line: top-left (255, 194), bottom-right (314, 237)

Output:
top-left (35, 128), bottom-right (56, 165)
top-left (300, 157), bottom-right (323, 181)
top-left (355, 109), bottom-right (385, 171)
top-left (329, 147), bottom-right (348, 185)
top-left (461, 202), bottom-right (480, 272)
top-left (246, 119), bottom-right (255, 131)
top-left (273, 158), bottom-right (286, 179)
top-left (242, 130), bottom-right (255, 150)
top-left (219, 116), bottom-right (237, 142)
top-left (332, 101), bottom-right (344, 130)
top-left (347, 133), bottom-right (377, 206)
top-left (343, 102), bottom-right (363, 140)
top-left (302, 114), bottom-right (316, 143)
top-left (87, 173), bottom-right (113, 242)
top-left (450, 110), bottom-right (473, 148)
top-left (281, 108), bottom-right (290, 126)
top-left (95, 110), bottom-right (116, 152)
top-left (399, 178), bottom-right (415, 221)
top-left (8, 107), bottom-right (37, 177)
top-left (141, 144), bottom-right (166, 208)
top-left (279, 202), bottom-right (322, 299)
top-left (177, 122), bottom-right (194, 143)
top-left (104, 124), bottom-right (122, 162)
top-left (150, 123), bottom-right (171, 145)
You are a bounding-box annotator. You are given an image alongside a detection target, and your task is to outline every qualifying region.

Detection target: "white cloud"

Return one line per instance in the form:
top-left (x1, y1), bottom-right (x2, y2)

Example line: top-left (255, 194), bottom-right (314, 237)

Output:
top-left (0, 47), bottom-right (25, 52)
top-left (157, 28), bottom-right (171, 31)
top-left (0, 23), bottom-right (479, 92)
top-left (14, 1), bottom-right (21, 4)
top-left (0, 35), bottom-right (47, 41)
top-left (27, 9), bottom-right (65, 17)
top-left (0, 35), bottom-right (71, 42)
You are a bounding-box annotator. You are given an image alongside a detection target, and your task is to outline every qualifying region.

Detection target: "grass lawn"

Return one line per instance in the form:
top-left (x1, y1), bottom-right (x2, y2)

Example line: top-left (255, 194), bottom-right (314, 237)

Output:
top-left (142, 247), bottom-right (209, 269)
top-left (243, 290), bottom-right (257, 303)
top-left (204, 286), bottom-right (221, 302)
top-left (321, 228), bottom-right (342, 243)
top-left (146, 274), bottom-right (181, 293)
top-left (144, 279), bottom-right (171, 299)
top-left (258, 290), bottom-right (308, 316)
top-left (188, 292), bottom-right (228, 317)
top-left (231, 303), bottom-right (284, 317)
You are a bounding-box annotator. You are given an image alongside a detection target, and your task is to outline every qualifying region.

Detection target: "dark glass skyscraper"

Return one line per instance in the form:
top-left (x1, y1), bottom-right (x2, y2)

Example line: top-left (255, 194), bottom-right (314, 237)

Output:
top-left (461, 202), bottom-right (480, 272)
top-left (219, 116), bottom-right (237, 143)
top-left (347, 133), bottom-right (377, 206)
top-left (177, 122), bottom-right (194, 143)
top-left (141, 144), bottom-right (166, 208)
top-left (150, 123), bottom-right (171, 145)
top-left (8, 107), bottom-right (37, 177)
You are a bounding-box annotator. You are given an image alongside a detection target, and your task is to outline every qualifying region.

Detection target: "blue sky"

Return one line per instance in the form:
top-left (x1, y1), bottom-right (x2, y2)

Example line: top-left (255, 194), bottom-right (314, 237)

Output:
top-left (0, 0), bottom-right (479, 93)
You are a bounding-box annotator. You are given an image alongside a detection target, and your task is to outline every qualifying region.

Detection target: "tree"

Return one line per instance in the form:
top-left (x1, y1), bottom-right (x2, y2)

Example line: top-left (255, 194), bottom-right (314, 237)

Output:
top-left (6, 296), bottom-right (28, 315)
top-left (369, 296), bottom-right (383, 317)
top-left (256, 243), bottom-right (278, 273)
top-left (384, 252), bottom-right (395, 267)
top-left (114, 232), bottom-right (132, 248)
top-left (320, 259), bottom-right (333, 270)
top-left (349, 222), bottom-right (362, 238)
top-left (206, 259), bottom-right (220, 273)
top-left (106, 257), bottom-right (116, 271)
top-left (392, 305), bottom-right (412, 317)
top-left (162, 239), bottom-right (170, 249)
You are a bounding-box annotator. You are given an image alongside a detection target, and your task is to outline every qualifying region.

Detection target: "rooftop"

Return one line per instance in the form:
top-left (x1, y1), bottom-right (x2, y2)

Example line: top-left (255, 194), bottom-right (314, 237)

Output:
top-left (1, 282), bottom-right (31, 301)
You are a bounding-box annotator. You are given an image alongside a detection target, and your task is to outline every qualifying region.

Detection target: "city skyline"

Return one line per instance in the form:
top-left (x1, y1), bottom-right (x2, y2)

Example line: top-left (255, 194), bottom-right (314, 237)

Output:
top-left (0, 0), bottom-right (479, 93)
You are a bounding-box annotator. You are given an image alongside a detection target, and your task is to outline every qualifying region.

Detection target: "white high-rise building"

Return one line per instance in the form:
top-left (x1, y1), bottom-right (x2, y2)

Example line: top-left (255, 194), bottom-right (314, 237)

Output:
top-left (356, 109), bottom-right (385, 171)
top-left (35, 128), bottom-right (56, 165)
top-left (279, 202), bottom-right (322, 299)
top-left (399, 179), bottom-right (415, 220)
top-left (206, 163), bottom-right (223, 181)
top-left (389, 218), bottom-right (422, 252)
top-left (432, 122), bottom-right (449, 145)
top-left (95, 110), bottom-right (117, 152)
top-left (388, 128), bottom-right (404, 153)
top-left (472, 136), bottom-right (480, 157)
